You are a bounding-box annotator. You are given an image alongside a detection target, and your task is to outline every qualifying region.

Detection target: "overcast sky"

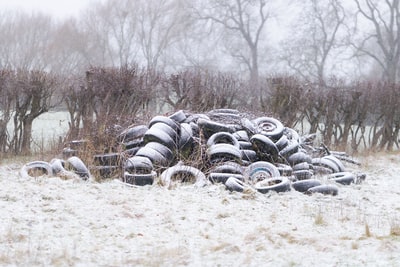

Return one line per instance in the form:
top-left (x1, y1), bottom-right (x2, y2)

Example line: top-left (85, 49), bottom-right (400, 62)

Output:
top-left (0, 0), bottom-right (98, 19)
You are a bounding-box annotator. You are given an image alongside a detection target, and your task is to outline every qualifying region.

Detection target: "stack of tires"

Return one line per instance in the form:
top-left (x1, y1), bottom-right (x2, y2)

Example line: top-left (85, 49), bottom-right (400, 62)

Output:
top-left (22, 108), bottom-right (364, 196)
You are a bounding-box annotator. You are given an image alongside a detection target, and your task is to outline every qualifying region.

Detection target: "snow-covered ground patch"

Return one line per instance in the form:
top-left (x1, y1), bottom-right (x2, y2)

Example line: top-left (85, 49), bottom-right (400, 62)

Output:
top-left (0, 153), bottom-right (399, 266)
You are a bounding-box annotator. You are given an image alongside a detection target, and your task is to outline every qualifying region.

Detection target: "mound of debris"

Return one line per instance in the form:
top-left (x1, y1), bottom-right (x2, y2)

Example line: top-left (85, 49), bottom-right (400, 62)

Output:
top-left (21, 109), bottom-right (365, 196)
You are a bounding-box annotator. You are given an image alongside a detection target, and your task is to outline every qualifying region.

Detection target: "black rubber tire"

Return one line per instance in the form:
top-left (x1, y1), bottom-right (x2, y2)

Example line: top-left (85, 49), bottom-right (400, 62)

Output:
top-left (291, 179), bottom-right (322, 193)
top-left (123, 171), bottom-right (156, 186)
top-left (293, 169), bottom-right (313, 180)
top-left (207, 132), bottom-right (240, 148)
top-left (123, 138), bottom-right (144, 150)
top-left (148, 115), bottom-right (180, 133)
top-left (145, 142), bottom-right (174, 161)
top-left (252, 117), bottom-right (284, 140)
top-left (275, 134), bottom-right (289, 151)
top-left (224, 177), bottom-right (249, 192)
top-left (287, 151), bottom-right (312, 166)
top-left (209, 173), bottom-right (244, 184)
top-left (124, 156), bottom-right (154, 174)
top-left (211, 162), bottom-right (243, 174)
top-left (328, 172), bottom-right (355, 185)
top-left (233, 130), bottom-right (249, 142)
top-left (50, 158), bottom-right (66, 175)
top-left (118, 125), bottom-right (148, 142)
top-left (62, 147), bottom-right (78, 158)
top-left (254, 176), bottom-right (291, 194)
top-left (313, 165), bottom-right (334, 175)
top-left (306, 184), bottom-right (339, 196)
top-left (250, 134), bottom-right (279, 161)
top-left (241, 149), bottom-right (258, 162)
top-left (91, 166), bottom-right (120, 179)
top-left (276, 163), bottom-right (293, 176)
top-left (93, 152), bottom-right (122, 166)
top-left (169, 110), bottom-right (187, 123)
top-left (160, 165), bottom-right (207, 189)
top-left (135, 146), bottom-right (169, 167)
top-left (197, 118), bottom-right (236, 139)
top-left (143, 124), bottom-right (176, 149)
top-left (246, 161), bottom-right (280, 183)
top-left (323, 155), bottom-right (346, 172)
top-left (279, 139), bottom-right (299, 158)
top-left (312, 157), bottom-right (340, 173)
top-left (292, 162), bottom-right (312, 171)
top-left (238, 141), bottom-right (252, 150)
top-left (123, 147), bottom-right (140, 157)
top-left (20, 161), bottom-right (54, 178)
top-left (207, 144), bottom-right (242, 163)
top-left (66, 156), bottom-right (90, 180)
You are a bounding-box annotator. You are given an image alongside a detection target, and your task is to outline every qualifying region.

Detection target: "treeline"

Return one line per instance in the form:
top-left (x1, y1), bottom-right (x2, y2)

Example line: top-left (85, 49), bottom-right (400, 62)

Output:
top-left (1, 66), bottom-right (399, 155)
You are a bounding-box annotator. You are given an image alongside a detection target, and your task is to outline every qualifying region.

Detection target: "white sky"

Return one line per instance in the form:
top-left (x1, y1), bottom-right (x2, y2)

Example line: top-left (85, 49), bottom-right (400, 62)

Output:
top-left (0, 0), bottom-right (99, 19)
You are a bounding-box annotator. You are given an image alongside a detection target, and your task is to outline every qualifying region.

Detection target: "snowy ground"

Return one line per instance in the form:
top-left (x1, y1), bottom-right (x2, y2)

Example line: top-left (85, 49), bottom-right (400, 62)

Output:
top-left (0, 152), bottom-right (399, 266)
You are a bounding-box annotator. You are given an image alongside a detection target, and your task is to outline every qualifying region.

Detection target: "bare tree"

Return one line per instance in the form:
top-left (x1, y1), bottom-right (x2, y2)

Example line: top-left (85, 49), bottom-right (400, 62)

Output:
top-left (281, 0), bottom-right (346, 86)
top-left (194, 0), bottom-right (272, 85)
top-left (0, 11), bottom-right (55, 70)
top-left (353, 0), bottom-right (400, 83)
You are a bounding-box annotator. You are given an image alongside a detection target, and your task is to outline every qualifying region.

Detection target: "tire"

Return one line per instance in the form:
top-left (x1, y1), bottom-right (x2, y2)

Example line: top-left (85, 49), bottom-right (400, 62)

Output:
top-left (123, 171), bottom-right (156, 186)
top-left (275, 134), bottom-right (289, 151)
top-left (197, 118), bottom-right (236, 139)
top-left (292, 169), bottom-right (313, 180)
top-left (292, 162), bottom-right (312, 171)
top-left (323, 155), bottom-right (346, 172)
top-left (313, 165), bottom-right (334, 175)
top-left (50, 158), bottom-right (66, 175)
top-left (178, 123), bottom-right (195, 159)
top-left (250, 134), bottom-right (279, 161)
top-left (287, 151), bottom-right (312, 166)
top-left (123, 138), bottom-right (144, 150)
top-left (143, 125), bottom-right (176, 149)
top-left (233, 130), bottom-right (249, 142)
top-left (254, 176), bottom-right (291, 194)
top-left (149, 116), bottom-right (180, 133)
top-left (328, 172), bottom-right (355, 185)
top-left (207, 144), bottom-right (242, 163)
top-left (124, 156), bottom-right (154, 174)
top-left (238, 141), bottom-right (252, 150)
top-left (252, 117), bottom-right (284, 140)
top-left (135, 146), bottom-right (169, 167)
top-left (123, 147), bottom-right (140, 157)
top-left (93, 152), bottom-right (122, 166)
top-left (247, 161), bottom-right (281, 177)
top-left (62, 147), bottom-right (78, 158)
top-left (169, 110), bottom-right (187, 123)
top-left (211, 162), bottom-right (243, 174)
top-left (20, 161), bottom-right (54, 179)
top-left (207, 132), bottom-right (240, 148)
top-left (278, 139), bottom-right (299, 159)
top-left (66, 156), bottom-right (90, 180)
top-left (291, 179), bottom-right (322, 193)
top-left (118, 125), bottom-right (148, 142)
top-left (241, 149), bottom-right (258, 162)
top-left (209, 173), bottom-right (244, 184)
top-left (91, 166), bottom-right (120, 179)
top-left (312, 157), bottom-right (340, 173)
top-left (306, 184), bottom-right (339, 196)
top-left (207, 109), bottom-right (242, 122)
top-left (160, 165), bottom-right (208, 189)
top-left (224, 177), bottom-right (249, 192)
top-left (276, 163), bottom-right (293, 176)
top-left (145, 142), bottom-right (174, 161)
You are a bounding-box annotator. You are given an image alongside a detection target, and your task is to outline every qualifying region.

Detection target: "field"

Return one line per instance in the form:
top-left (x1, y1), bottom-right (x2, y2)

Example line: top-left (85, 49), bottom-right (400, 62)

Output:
top-left (0, 114), bottom-right (399, 266)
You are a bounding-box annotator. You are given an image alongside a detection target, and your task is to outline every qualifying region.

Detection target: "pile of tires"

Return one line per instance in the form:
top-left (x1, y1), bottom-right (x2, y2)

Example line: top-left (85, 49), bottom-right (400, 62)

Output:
top-left (22, 108), bottom-right (365, 196)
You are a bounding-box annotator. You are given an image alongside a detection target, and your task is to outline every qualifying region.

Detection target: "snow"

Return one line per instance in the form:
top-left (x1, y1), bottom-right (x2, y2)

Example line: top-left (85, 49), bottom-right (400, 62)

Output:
top-left (0, 153), bottom-right (399, 266)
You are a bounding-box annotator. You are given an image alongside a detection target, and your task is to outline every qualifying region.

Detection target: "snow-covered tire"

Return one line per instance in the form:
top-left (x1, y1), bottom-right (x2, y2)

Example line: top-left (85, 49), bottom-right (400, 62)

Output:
top-left (135, 146), bottom-right (169, 167)
top-left (93, 152), bottom-right (122, 166)
top-left (20, 161), bottom-right (54, 179)
top-left (224, 177), bottom-right (249, 192)
top-left (207, 144), bottom-right (242, 163)
top-left (254, 176), bottom-right (291, 194)
top-left (160, 165), bottom-right (208, 189)
top-left (252, 117), bottom-right (284, 140)
top-left (67, 156), bottom-right (90, 180)
top-left (118, 124), bottom-right (148, 142)
top-left (306, 184), bottom-right (339, 196)
top-left (207, 132), bottom-right (240, 148)
top-left (291, 179), bottom-right (322, 193)
top-left (328, 172), bottom-right (355, 185)
top-left (149, 115), bottom-right (180, 133)
top-left (123, 171), bottom-right (156, 186)
top-left (209, 173), bottom-right (244, 184)
top-left (124, 156), bottom-right (154, 174)
top-left (250, 134), bottom-right (279, 161)
top-left (169, 110), bottom-right (187, 123)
